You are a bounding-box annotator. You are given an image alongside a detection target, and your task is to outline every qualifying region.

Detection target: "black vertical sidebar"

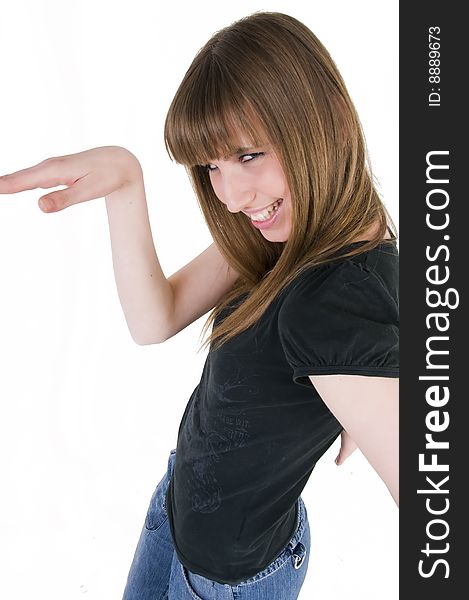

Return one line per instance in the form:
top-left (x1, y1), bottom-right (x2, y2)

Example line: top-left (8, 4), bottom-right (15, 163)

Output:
top-left (400, 2), bottom-right (465, 597)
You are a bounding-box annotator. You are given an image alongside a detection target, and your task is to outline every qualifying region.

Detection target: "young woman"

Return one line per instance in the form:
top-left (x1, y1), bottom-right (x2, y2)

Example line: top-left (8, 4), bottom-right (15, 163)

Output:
top-left (0, 11), bottom-right (398, 600)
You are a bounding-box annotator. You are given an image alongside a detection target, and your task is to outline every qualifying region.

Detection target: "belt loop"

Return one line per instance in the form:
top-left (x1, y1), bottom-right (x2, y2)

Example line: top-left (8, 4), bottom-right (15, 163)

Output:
top-left (291, 542), bottom-right (307, 569)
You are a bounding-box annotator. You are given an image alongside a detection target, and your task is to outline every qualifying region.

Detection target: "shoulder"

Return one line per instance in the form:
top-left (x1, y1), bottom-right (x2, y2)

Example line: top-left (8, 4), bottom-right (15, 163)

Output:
top-left (279, 242), bottom-right (399, 322)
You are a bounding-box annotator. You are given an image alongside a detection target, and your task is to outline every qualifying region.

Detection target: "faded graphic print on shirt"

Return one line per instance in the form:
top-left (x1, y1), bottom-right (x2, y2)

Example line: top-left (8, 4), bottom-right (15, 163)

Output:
top-left (183, 365), bottom-right (259, 514)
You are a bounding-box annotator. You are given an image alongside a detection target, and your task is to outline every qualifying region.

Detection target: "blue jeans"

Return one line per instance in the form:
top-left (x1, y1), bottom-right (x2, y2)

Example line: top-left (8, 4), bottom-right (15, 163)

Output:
top-left (122, 449), bottom-right (310, 599)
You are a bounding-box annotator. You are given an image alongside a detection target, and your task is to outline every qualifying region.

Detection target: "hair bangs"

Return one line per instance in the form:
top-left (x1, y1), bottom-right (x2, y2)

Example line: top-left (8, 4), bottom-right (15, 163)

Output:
top-left (164, 56), bottom-right (269, 168)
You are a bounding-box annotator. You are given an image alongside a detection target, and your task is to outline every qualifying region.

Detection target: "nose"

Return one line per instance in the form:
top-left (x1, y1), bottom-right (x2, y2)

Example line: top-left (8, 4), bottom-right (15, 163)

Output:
top-left (215, 169), bottom-right (254, 213)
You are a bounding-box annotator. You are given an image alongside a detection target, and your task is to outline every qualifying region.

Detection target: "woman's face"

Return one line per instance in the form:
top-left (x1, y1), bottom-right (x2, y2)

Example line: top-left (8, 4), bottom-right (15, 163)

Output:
top-left (204, 142), bottom-right (292, 242)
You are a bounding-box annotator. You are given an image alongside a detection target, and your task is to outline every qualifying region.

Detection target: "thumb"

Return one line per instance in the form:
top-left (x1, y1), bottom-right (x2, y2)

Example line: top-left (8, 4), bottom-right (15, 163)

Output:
top-left (39, 173), bottom-right (93, 212)
top-left (39, 195), bottom-right (59, 212)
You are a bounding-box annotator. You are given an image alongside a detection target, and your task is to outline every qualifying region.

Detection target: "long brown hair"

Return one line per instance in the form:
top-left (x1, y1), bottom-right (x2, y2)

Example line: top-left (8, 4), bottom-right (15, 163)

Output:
top-left (164, 11), bottom-right (398, 353)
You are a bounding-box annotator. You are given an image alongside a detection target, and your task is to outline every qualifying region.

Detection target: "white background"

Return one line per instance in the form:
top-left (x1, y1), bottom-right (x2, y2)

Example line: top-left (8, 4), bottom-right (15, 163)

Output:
top-left (0, 1), bottom-right (399, 598)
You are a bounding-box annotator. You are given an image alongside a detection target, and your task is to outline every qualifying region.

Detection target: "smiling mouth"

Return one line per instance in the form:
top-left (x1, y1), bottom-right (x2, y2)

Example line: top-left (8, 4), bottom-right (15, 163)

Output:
top-left (245, 199), bottom-right (283, 221)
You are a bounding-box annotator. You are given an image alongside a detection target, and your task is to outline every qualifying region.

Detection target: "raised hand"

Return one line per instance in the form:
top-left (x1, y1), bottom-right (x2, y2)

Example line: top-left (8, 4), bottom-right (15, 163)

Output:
top-left (0, 145), bottom-right (143, 212)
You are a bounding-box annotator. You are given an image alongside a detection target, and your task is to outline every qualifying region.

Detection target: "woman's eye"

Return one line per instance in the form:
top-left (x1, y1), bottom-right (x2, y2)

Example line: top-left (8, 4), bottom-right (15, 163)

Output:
top-left (240, 152), bottom-right (264, 163)
top-left (202, 152), bottom-right (264, 174)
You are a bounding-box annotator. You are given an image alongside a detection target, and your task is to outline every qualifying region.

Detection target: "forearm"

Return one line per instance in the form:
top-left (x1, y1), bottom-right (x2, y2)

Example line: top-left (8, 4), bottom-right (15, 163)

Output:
top-left (105, 176), bottom-right (173, 344)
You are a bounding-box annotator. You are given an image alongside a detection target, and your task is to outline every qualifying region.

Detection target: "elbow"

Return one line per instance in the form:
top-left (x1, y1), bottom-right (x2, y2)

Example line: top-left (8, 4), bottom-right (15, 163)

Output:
top-left (383, 467), bottom-right (399, 508)
top-left (131, 329), bottom-right (168, 346)
top-left (387, 482), bottom-right (399, 508)
top-left (388, 481), bottom-right (399, 508)
top-left (134, 335), bottom-right (167, 346)
top-left (140, 339), bottom-right (165, 346)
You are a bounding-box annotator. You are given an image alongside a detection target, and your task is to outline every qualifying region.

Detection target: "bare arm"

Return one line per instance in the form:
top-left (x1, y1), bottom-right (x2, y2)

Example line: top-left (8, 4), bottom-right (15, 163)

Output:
top-left (106, 179), bottom-right (239, 344)
top-left (166, 242), bottom-right (240, 344)
top-left (0, 146), bottom-right (239, 346)
top-left (309, 374), bottom-right (399, 506)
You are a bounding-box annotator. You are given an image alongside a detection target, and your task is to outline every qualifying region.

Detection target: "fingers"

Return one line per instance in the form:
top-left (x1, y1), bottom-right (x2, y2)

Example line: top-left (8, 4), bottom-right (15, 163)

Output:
top-left (39, 172), bottom-right (94, 212)
top-left (335, 445), bottom-right (358, 465)
top-left (0, 157), bottom-right (81, 195)
top-left (1, 147), bottom-right (142, 211)
top-left (335, 430), bottom-right (359, 465)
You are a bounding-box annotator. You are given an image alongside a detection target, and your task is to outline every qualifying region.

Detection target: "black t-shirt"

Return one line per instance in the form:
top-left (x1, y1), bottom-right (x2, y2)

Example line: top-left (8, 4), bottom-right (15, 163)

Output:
top-left (165, 240), bottom-right (399, 585)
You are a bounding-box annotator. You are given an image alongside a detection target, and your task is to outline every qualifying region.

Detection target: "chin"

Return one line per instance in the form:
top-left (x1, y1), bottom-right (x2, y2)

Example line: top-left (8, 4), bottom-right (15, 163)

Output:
top-left (261, 229), bottom-right (289, 243)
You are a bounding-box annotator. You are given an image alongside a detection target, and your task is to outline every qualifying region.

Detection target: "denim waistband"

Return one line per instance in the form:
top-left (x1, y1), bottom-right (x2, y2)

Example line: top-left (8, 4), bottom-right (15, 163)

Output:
top-left (287, 496), bottom-right (307, 552)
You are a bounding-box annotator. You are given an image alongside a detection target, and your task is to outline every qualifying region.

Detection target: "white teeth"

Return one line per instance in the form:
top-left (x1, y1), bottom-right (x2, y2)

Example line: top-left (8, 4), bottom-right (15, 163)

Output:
top-left (250, 199), bottom-right (282, 221)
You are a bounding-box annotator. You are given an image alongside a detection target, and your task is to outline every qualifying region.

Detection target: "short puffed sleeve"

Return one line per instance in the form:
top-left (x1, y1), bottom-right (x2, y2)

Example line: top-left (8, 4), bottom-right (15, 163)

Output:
top-left (278, 253), bottom-right (399, 388)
